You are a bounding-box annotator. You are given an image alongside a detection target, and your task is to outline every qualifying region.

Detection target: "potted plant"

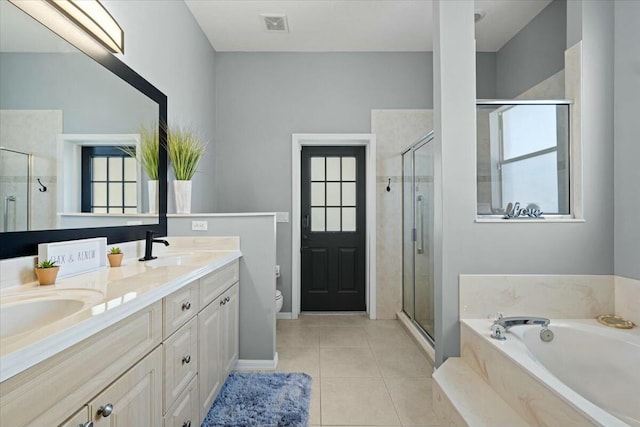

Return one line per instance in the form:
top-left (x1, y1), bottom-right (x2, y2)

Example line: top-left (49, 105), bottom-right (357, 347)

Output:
top-left (120, 123), bottom-right (160, 213)
top-left (167, 125), bottom-right (206, 214)
top-left (35, 259), bottom-right (60, 286)
top-left (108, 247), bottom-right (124, 267)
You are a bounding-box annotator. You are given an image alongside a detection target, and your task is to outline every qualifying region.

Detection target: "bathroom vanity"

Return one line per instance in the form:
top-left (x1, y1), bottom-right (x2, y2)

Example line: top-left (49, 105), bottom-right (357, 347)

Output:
top-left (0, 240), bottom-right (240, 427)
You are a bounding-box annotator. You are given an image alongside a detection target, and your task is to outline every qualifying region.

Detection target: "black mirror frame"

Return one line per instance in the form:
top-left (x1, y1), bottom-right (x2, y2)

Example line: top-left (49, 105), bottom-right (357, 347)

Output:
top-left (0, 14), bottom-right (167, 259)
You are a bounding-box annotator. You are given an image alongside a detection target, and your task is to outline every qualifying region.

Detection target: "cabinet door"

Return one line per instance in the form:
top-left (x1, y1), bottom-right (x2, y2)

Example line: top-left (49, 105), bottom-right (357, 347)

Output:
top-left (221, 283), bottom-right (239, 377)
top-left (90, 347), bottom-right (162, 427)
top-left (164, 375), bottom-right (198, 427)
top-left (198, 300), bottom-right (222, 424)
top-left (58, 406), bottom-right (89, 427)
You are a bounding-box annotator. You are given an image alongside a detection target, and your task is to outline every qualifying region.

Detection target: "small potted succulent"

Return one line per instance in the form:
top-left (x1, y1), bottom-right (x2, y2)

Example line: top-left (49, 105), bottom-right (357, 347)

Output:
top-left (35, 259), bottom-right (60, 286)
top-left (108, 247), bottom-right (124, 267)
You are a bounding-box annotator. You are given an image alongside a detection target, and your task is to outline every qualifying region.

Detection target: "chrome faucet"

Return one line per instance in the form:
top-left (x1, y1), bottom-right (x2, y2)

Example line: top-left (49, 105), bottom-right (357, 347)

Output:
top-left (139, 230), bottom-right (169, 261)
top-left (490, 313), bottom-right (554, 342)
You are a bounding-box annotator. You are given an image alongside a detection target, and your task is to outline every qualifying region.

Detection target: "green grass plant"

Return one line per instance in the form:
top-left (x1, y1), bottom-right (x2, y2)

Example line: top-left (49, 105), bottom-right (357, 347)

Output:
top-left (167, 125), bottom-right (206, 181)
top-left (37, 259), bottom-right (58, 269)
top-left (120, 122), bottom-right (160, 180)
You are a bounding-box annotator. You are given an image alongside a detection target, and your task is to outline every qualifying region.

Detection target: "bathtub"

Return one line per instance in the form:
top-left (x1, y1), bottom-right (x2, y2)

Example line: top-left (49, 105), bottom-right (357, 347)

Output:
top-left (462, 319), bottom-right (640, 427)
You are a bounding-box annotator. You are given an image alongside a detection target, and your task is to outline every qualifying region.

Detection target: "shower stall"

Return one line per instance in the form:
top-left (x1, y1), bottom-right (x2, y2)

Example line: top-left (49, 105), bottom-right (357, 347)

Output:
top-left (402, 131), bottom-right (435, 344)
top-left (0, 147), bottom-right (32, 232)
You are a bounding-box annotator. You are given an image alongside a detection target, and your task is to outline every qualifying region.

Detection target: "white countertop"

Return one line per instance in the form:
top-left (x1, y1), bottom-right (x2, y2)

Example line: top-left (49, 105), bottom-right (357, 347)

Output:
top-left (0, 238), bottom-right (242, 382)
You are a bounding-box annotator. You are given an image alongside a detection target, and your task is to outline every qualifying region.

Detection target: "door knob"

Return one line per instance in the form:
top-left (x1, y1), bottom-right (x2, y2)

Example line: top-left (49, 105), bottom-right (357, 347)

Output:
top-left (182, 301), bottom-right (191, 311)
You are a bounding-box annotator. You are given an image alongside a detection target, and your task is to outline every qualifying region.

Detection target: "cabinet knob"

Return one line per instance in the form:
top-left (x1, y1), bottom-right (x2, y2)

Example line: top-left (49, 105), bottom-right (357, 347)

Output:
top-left (182, 301), bottom-right (191, 311)
top-left (182, 354), bottom-right (191, 364)
top-left (83, 422), bottom-right (94, 427)
top-left (97, 403), bottom-right (114, 417)
top-left (220, 300), bottom-right (225, 306)
top-left (225, 296), bottom-right (230, 303)
top-left (182, 421), bottom-right (191, 427)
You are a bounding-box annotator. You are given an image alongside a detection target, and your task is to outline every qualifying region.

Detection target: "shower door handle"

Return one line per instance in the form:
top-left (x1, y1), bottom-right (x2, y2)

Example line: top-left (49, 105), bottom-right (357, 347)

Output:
top-left (416, 195), bottom-right (424, 254)
top-left (3, 195), bottom-right (16, 232)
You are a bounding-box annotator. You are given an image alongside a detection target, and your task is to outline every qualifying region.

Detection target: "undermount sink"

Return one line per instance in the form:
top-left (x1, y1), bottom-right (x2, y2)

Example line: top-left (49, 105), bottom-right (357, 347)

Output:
top-left (144, 254), bottom-right (207, 268)
top-left (0, 290), bottom-right (102, 340)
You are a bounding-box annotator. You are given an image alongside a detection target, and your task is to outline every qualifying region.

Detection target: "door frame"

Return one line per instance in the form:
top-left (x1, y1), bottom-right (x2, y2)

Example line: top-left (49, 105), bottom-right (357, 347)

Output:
top-left (291, 133), bottom-right (377, 320)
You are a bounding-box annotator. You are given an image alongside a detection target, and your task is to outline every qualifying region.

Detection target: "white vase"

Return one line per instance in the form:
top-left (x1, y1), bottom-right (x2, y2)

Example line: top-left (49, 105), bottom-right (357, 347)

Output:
top-left (148, 180), bottom-right (159, 214)
top-left (173, 180), bottom-right (192, 214)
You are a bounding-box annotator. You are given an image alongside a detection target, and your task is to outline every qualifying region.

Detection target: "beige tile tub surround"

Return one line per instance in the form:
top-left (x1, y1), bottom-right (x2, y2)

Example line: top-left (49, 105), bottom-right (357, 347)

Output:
top-left (459, 274), bottom-right (614, 320)
top-left (615, 276), bottom-right (640, 326)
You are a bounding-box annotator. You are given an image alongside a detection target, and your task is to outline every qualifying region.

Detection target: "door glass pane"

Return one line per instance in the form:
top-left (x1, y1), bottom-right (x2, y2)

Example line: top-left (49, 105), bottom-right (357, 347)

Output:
top-left (311, 207), bottom-right (325, 232)
top-left (93, 183), bottom-right (106, 205)
top-left (311, 157), bottom-right (325, 181)
top-left (326, 207), bottom-right (340, 231)
top-left (402, 151), bottom-right (414, 319)
top-left (502, 105), bottom-right (557, 160)
top-left (326, 183), bottom-right (340, 206)
top-left (108, 158), bottom-right (122, 181)
top-left (124, 183), bottom-right (137, 206)
top-left (342, 157), bottom-right (356, 181)
top-left (93, 158), bottom-right (107, 181)
top-left (326, 158), bottom-right (340, 181)
top-left (311, 182), bottom-right (325, 206)
top-left (124, 207), bottom-right (137, 214)
top-left (93, 207), bottom-right (107, 213)
top-left (342, 207), bottom-right (356, 231)
top-left (342, 182), bottom-right (356, 206)
top-left (108, 183), bottom-right (123, 206)
top-left (124, 157), bottom-right (137, 181)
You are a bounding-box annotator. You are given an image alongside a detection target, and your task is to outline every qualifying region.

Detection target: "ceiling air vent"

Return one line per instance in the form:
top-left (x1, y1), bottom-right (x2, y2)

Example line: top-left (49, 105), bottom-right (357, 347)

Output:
top-left (261, 14), bottom-right (289, 32)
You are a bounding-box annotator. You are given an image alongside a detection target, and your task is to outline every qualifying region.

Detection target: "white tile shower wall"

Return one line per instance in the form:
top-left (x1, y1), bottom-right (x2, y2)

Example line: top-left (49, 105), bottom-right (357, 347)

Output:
top-left (614, 276), bottom-right (640, 326)
top-left (459, 274), bottom-right (614, 319)
top-left (371, 109), bottom-right (433, 319)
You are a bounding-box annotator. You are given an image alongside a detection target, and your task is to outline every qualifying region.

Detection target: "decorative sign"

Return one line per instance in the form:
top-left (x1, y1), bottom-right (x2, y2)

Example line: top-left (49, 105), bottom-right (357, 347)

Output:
top-left (38, 237), bottom-right (107, 279)
top-left (503, 202), bottom-right (543, 219)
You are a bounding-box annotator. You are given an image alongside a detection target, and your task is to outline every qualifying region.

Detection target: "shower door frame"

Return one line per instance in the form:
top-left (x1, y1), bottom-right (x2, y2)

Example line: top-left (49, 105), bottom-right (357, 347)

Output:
top-left (0, 147), bottom-right (33, 232)
top-left (401, 131), bottom-right (435, 346)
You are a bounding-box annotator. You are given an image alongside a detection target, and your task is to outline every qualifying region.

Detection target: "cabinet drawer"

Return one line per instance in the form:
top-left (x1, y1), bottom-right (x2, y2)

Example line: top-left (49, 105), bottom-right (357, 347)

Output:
top-left (0, 301), bottom-right (162, 427)
top-left (58, 406), bottom-right (89, 427)
top-left (200, 260), bottom-right (239, 307)
top-left (164, 281), bottom-right (199, 339)
top-left (164, 375), bottom-right (199, 427)
top-left (164, 317), bottom-right (198, 413)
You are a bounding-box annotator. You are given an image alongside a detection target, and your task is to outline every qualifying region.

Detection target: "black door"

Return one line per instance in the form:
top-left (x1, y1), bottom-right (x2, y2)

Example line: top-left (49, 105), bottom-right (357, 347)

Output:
top-left (301, 146), bottom-right (366, 311)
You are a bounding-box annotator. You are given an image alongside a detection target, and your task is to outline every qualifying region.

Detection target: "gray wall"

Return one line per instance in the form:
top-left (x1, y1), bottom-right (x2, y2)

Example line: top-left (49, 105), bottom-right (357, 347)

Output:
top-left (214, 52), bottom-right (496, 313)
top-left (496, 0), bottom-right (567, 98)
top-left (104, 0), bottom-right (217, 213)
top-left (433, 0), bottom-right (615, 366)
top-left (0, 53), bottom-right (156, 133)
top-left (614, 0), bottom-right (640, 280)
top-left (168, 215), bottom-right (277, 361)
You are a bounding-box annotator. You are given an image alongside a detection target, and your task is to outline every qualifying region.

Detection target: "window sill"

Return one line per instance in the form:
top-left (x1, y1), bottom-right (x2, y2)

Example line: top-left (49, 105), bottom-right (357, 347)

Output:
top-left (475, 217), bottom-right (585, 223)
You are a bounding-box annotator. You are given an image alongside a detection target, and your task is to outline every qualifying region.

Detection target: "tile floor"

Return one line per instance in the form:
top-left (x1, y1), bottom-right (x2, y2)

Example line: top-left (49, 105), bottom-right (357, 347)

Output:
top-left (276, 314), bottom-right (440, 427)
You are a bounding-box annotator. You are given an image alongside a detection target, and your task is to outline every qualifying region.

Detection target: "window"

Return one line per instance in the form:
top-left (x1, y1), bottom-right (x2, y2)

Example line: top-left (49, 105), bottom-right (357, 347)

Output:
top-left (81, 146), bottom-right (137, 213)
top-left (477, 102), bottom-right (570, 216)
top-left (310, 156), bottom-right (357, 232)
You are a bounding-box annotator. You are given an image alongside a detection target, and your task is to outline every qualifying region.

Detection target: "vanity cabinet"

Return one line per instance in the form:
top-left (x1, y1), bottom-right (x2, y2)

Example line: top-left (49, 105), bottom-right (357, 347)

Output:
top-left (0, 259), bottom-right (240, 427)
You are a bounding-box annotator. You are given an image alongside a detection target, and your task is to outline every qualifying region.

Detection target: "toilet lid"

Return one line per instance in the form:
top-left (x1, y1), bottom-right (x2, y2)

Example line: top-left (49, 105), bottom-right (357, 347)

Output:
top-left (275, 290), bottom-right (282, 299)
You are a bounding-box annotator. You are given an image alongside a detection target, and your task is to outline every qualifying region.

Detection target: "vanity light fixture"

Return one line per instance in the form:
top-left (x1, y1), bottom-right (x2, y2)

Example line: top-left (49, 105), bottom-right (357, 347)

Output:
top-left (45, 0), bottom-right (124, 53)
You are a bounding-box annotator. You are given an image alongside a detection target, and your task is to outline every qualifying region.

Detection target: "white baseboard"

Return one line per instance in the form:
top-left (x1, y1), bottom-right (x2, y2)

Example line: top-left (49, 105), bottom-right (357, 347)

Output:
top-left (235, 352), bottom-right (279, 371)
top-left (276, 312), bottom-right (293, 320)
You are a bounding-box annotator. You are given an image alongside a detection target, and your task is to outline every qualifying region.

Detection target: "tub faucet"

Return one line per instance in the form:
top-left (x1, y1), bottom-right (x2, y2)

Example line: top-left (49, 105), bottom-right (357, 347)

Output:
top-left (490, 313), bottom-right (553, 342)
top-left (139, 230), bottom-right (170, 261)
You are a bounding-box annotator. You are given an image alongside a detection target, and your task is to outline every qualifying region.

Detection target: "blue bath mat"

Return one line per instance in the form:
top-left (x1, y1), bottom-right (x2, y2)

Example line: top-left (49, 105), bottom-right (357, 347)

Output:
top-left (202, 372), bottom-right (312, 427)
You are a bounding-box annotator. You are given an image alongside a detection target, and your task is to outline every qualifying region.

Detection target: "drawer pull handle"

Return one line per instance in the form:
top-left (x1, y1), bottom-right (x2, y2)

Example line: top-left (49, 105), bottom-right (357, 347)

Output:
top-left (225, 296), bottom-right (230, 303)
top-left (97, 403), bottom-right (114, 417)
top-left (220, 300), bottom-right (225, 306)
top-left (183, 421), bottom-right (191, 427)
top-left (182, 301), bottom-right (191, 311)
top-left (182, 354), bottom-right (191, 364)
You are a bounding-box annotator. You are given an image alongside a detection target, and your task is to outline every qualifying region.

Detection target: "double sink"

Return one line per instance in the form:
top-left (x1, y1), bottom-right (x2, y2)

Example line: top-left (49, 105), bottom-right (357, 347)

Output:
top-left (0, 253), bottom-right (206, 341)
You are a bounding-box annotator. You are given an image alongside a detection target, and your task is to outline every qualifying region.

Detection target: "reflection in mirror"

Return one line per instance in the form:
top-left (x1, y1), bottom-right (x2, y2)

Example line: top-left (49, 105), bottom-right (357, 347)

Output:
top-left (0, 0), bottom-right (159, 232)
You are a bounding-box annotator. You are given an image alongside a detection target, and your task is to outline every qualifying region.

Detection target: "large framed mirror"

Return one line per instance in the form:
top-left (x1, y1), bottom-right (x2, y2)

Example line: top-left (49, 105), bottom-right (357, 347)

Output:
top-left (0, 0), bottom-right (167, 259)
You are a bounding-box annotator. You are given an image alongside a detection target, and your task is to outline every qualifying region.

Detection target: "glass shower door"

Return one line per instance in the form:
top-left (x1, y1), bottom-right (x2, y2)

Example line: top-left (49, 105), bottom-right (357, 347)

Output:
top-left (0, 148), bottom-right (30, 232)
top-left (413, 140), bottom-right (435, 339)
top-left (402, 151), bottom-right (414, 320)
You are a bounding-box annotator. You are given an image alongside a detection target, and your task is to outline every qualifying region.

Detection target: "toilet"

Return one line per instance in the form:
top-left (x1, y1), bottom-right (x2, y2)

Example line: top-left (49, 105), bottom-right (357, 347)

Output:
top-left (275, 289), bottom-right (283, 313)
